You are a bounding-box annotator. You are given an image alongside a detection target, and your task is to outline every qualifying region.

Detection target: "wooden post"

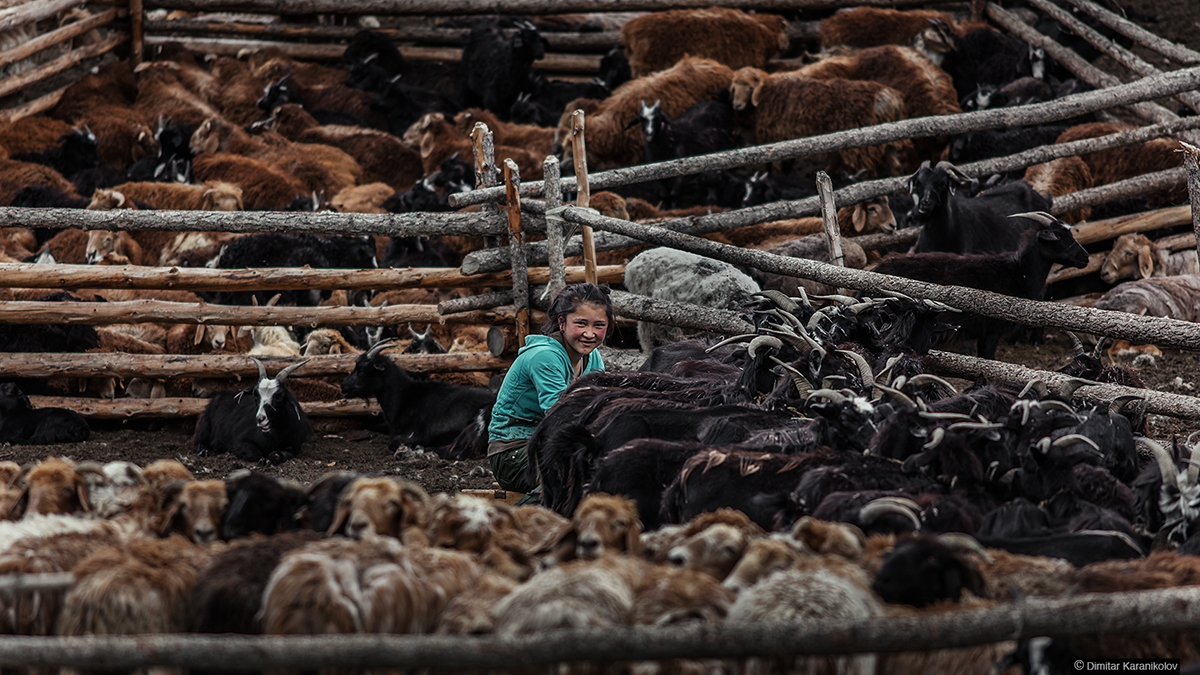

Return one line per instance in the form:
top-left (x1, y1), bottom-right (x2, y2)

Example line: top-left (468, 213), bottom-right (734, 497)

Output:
top-left (1183, 142), bottom-right (1200, 256)
top-left (570, 109), bottom-right (597, 285)
top-left (130, 0), bottom-right (144, 68)
top-left (504, 159), bottom-right (530, 346)
top-left (470, 121), bottom-right (501, 251)
top-left (816, 172), bottom-right (844, 268)
top-left (544, 154), bottom-right (566, 302)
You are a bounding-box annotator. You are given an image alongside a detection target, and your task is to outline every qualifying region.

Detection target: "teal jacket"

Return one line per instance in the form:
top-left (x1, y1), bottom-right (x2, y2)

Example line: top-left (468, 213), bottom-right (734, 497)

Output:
top-left (488, 334), bottom-right (605, 442)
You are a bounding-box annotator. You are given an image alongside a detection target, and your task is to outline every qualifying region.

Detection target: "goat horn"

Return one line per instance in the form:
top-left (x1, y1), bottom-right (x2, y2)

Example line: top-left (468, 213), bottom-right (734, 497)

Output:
top-left (250, 357), bottom-right (268, 381)
top-left (1052, 434), bottom-right (1101, 452)
top-left (1008, 211), bottom-right (1057, 226)
top-left (918, 411), bottom-right (974, 421)
top-left (907, 373), bottom-right (958, 394)
top-left (275, 358), bottom-right (311, 383)
top-left (947, 421), bottom-right (1003, 431)
top-left (1187, 442), bottom-right (1200, 488)
top-left (923, 426), bottom-right (945, 449)
top-left (747, 335), bottom-right (783, 359)
top-left (858, 497), bottom-right (922, 530)
top-left (1066, 331), bottom-right (1086, 358)
top-left (811, 293), bottom-right (858, 306)
top-left (805, 389), bottom-right (847, 405)
top-left (73, 461), bottom-right (106, 478)
top-left (875, 382), bottom-right (915, 409)
top-left (407, 324), bottom-right (421, 339)
top-left (1110, 395), bottom-right (1144, 415)
top-left (1072, 529), bottom-right (1146, 557)
top-left (1138, 437), bottom-right (1179, 490)
top-left (1018, 379), bottom-right (1047, 400)
top-left (1035, 399), bottom-right (1076, 414)
top-left (705, 332), bottom-right (759, 353)
top-left (875, 355), bottom-right (902, 385)
top-left (1091, 335), bottom-right (1109, 361)
top-left (769, 356), bottom-right (813, 396)
top-left (761, 325), bottom-right (813, 353)
top-left (752, 290), bottom-right (800, 313)
top-left (365, 337), bottom-right (399, 359)
top-left (836, 349), bottom-right (875, 397)
top-left (1056, 376), bottom-right (1096, 398)
top-left (935, 532), bottom-right (995, 564)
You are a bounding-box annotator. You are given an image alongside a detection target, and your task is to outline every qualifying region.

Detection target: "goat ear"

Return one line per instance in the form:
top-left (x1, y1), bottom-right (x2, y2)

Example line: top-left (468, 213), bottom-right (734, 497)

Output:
top-left (625, 518), bottom-right (643, 556)
top-left (156, 479), bottom-right (187, 536)
top-left (852, 205), bottom-right (867, 232)
top-left (193, 324), bottom-right (205, 345)
top-left (1138, 246), bottom-right (1155, 279)
top-left (750, 83), bottom-right (763, 108)
top-left (7, 486), bottom-right (28, 520)
top-left (327, 496), bottom-right (351, 535)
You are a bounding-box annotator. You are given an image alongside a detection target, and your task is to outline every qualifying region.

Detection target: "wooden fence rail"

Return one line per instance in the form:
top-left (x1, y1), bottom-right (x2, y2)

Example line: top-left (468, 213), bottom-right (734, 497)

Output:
top-left (25, 396), bottom-right (378, 419)
top-left (0, 586), bottom-right (1196, 668)
top-left (0, 352), bottom-right (507, 378)
top-left (139, 0), bottom-right (953, 16)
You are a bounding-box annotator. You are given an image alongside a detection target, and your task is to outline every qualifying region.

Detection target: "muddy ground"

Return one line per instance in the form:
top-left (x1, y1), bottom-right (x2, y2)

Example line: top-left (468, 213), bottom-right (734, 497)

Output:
top-left (7, 329), bottom-right (1200, 496)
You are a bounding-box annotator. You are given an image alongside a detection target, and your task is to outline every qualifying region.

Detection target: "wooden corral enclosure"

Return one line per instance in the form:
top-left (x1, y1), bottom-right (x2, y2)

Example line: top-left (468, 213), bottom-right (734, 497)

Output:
top-left (3, 0), bottom-right (1200, 669)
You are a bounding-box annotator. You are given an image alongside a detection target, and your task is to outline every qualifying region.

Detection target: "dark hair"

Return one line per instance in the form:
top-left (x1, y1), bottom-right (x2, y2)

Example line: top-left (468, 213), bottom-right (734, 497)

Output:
top-left (541, 283), bottom-right (614, 336)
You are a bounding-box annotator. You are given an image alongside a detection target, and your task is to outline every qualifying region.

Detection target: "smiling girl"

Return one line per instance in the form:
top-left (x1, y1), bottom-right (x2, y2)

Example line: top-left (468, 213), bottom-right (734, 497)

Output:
top-left (487, 283), bottom-right (613, 501)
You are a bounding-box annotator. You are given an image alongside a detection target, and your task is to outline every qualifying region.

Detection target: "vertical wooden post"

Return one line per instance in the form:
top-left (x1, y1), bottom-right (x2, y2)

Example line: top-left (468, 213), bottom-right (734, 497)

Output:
top-left (816, 171), bottom-right (845, 268)
top-left (130, 0), bottom-right (145, 69)
top-left (505, 159), bottom-right (530, 346)
top-left (543, 155), bottom-right (566, 303)
top-left (570, 110), bottom-right (597, 285)
top-left (470, 123), bottom-right (500, 244)
top-left (1184, 143), bottom-right (1200, 256)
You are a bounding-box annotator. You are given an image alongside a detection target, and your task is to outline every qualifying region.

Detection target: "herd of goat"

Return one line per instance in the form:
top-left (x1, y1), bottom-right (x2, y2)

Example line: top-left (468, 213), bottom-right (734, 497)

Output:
top-left (1, 3), bottom-right (1200, 669)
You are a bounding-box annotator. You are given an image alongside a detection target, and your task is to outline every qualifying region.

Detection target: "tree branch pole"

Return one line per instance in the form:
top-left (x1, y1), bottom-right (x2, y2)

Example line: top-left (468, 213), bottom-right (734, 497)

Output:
top-left (926, 350), bottom-right (1200, 420)
top-left (1050, 168), bottom-right (1189, 217)
top-left (25, 397), bottom-right (379, 419)
top-left (0, 263), bottom-right (624, 292)
top-left (816, 172), bottom-right (844, 268)
top-left (0, 300), bottom-right (522, 327)
top-left (1184, 143), bottom-right (1200, 255)
top-left (571, 109), bottom-right (598, 285)
top-left (1056, 0), bottom-right (1200, 65)
top-left (986, 2), bottom-right (1188, 132)
top-left (2, 586), bottom-right (1200, 669)
top-left (544, 155), bottom-right (566, 301)
top-left (0, 33), bottom-right (127, 100)
top-left (140, 0), bottom-right (957, 17)
top-left (609, 290), bottom-right (754, 337)
top-left (0, 0), bottom-right (84, 31)
top-left (560, 207), bottom-right (1200, 351)
top-left (0, 207), bottom-right (508, 237)
top-left (439, 291), bottom-right (513, 316)
top-left (0, 7), bottom-right (116, 69)
top-left (505, 159), bottom-right (530, 344)
top-left (0, 352), bottom-right (509, 379)
top-left (1023, 0), bottom-right (1200, 117)
top-left (449, 65), bottom-right (1200, 209)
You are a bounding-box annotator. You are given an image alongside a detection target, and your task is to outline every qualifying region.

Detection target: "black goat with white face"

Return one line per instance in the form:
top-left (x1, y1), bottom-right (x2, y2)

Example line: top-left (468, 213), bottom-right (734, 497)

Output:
top-left (0, 382), bottom-right (90, 445)
top-left (340, 339), bottom-right (495, 452)
top-left (192, 359), bottom-right (310, 465)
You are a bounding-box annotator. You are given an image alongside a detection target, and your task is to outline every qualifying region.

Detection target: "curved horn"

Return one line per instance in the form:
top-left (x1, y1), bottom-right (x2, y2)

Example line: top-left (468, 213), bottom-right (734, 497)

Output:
top-left (275, 358), bottom-right (311, 383)
top-left (1110, 394), bottom-right (1144, 415)
top-left (769, 356), bottom-right (813, 396)
top-left (1008, 211), bottom-right (1057, 226)
top-left (805, 389), bottom-right (847, 405)
top-left (1052, 434), bottom-right (1101, 452)
top-left (705, 332), bottom-right (760, 353)
top-left (752, 289), bottom-right (800, 313)
top-left (250, 357), bottom-right (268, 381)
top-left (1055, 377), bottom-right (1096, 399)
top-left (1138, 438), bottom-right (1178, 490)
top-left (906, 373), bottom-right (958, 394)
top-left (1066, 331), bottom-right (1086, 358)
top-left (747, 335), bottom-right (784, 359)
top-left (923, 426), bottom-right (945, 449)
top-left (73, 461), bottom-right (107, 478)
top-left (935, 532), bottom-right (995, 564)
top-left (858, 497), bottom-right (922, 530)
top-left (837, 349), bottom-right (875, 396)
top-left (365, 337), bottom-right (399, 359)
top-left (874, 382), bottom-right (915, 409)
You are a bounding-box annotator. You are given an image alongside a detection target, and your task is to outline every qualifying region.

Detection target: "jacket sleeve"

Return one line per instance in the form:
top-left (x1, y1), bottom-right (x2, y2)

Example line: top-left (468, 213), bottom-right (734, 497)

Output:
top-left (528, 349), bottom-right (572, 415)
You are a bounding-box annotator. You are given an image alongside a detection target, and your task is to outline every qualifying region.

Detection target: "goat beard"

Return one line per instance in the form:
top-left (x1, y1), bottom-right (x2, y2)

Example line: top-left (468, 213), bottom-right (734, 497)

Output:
top-left (258, 419), bottom-right (272, 433)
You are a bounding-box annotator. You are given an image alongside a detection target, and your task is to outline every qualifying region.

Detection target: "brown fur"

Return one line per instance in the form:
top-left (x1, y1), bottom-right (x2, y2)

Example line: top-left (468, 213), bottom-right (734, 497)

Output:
top-left (210, 55), bottom-right (272, 126)
top-left (329, 476), bottom-right (431, 544)
top-left (624, 197), bottom-right (727, 220)
top-left (0, 227), bottom-right (36, 259)
top-left (731, 68), bottom-right (912, 177)
top-left (271, 104), bottom-right (422, 191)
top-left (540, 493), bottom-right (644, 566)
top-left (50, 60), bottom-right (138, 122)
top-left (0, 158), bottom-right (80, 205)
top-left (40, 227), bottom-right (88, 263)
top-left (563, 56), bottom-right (736, 170)
top-left (14, 457), bottom-right (93, 518)
top-left (331, 182), bottom-right (393, 213)
top-left (621, 8), bottom-right (789, 77)
top-left (721, 536), bottom-right (806, 593)
top-left (157, 479), bottom-right (228, 543)
top-left (0, 117), bottom-right (75, 155)
top-left (819, 7), bottom-right (961, 49)
top-left (415, 112), bottom-right (545, 180)
top-left (454, 107), bottom-right (558, 158)
top-left (1023, 155), bottom-right (1094, 224)
top-left (727, 197), bottom-right (895, 247)
top-left (70, 104), bottom-right (158, 167)
top-left (132, 61), bottom-right (223, 129)
top-left (426, 493), bottom-right (535, 581)
top-left (1056, 123), bottom-right (1187, 206)
top-left (192, 152), bottom-right (309, 210)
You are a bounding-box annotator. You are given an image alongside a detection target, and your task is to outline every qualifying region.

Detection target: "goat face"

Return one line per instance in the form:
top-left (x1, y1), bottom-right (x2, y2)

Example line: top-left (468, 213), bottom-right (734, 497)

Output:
top-left (254, 377), bottom-right (285, 432)
top-left (18, 457), bottom-right (98, 517)
top-left (729, 67), bottom-right (767, 111)
top-left (571, 494), bottom-right (642, 560)
top-left (160, 479), bottom-right (228, 543)
top-left (667, 523), bottom-right (751, 581)
top-left (1100, 234), bottom-right (1156, 283)
top-left (872, 535), bottom-right (987, 607)
top-left (330, 477), bottom-right (430, 541)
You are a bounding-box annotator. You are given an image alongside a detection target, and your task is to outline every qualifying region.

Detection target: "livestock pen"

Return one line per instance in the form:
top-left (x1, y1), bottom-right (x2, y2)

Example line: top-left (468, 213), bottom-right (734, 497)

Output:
top-left (2, 0), bottom-right (1200, 671)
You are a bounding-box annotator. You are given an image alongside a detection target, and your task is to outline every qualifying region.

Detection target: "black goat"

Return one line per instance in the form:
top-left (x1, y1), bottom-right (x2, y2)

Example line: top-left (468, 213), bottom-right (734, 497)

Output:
top-left (459, 20), bottom-right (545, 119)
top-left (369, 76), bottom-right (461, 138)
top-left (947, 28), bottom-right (1047, 103)
top-left (192, 359), bottom-right (311, 465)
top-left (509, 74), bottom-right (610, 127)
top-left (872, 534), bottom-right (989, 607)
top-left (340, 339), bottom-right (496, 451)
top-left (10, 185), bottom-right (89, 209)
top-left (127, 117), bottom-right (195, 183)
top-left (13, 128), bottom-right (99, 179)
top-left (209, 233), bottom-right (377, 306)
top-left (909, 162), bottom-right (1050, 254)
top-left (221, 469), bottom-right (307, 539)
top-left (586, 438), bottom-right (707, 531)
top-left (632, 98), bottom-right (741, 209)
top-left (0, 382), bottom-right (90, 445)
top-left (873, 211), bottom-right (1088, 358)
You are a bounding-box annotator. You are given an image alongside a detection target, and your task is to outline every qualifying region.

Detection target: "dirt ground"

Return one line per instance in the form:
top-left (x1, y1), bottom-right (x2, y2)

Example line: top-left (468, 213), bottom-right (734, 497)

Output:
top-left (6, 329), bottom-right (1200, 495)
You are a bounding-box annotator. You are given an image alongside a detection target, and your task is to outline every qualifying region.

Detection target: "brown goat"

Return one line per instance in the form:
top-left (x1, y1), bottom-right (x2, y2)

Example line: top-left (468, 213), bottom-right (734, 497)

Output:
top-left (192, 152), bottom-right (309, 210)
top-left (98, 180), bottom-right (245, 212)
top-left (726, 197), bottom-right (896, 247)
top-left (731, 67), bottom-right (913, 177)
top-left (132, 60), bottom-right (223, 128)
top-left (414, 112), bottom-right (545, 180)
top-left (539, 493), bottom-right (643, 567)
top-left (1056, 122), bottom-right (1187, 207)
top-left (156, 479), bottom-right (228, 544)
top-left (622, 8), bottom-right (789, 77)
top-left (0, 158), bottom-right (80, 206)
top-left (0, 117), bottom-right (75, 155)
top-left (328, 476), bottom-right (432, 544)
top-left (71, 104), bottom-right (158, 168)
top-left (1101, 233), bottom-right (1199, 283)
top-left (12, 457), bottom-right (101, 518)
top-left (453, 107), bottom-right (558, 158)
top-left (1023, 155), bottom-right (1094, 224)
top-left (819, 7), bottom-right (974, 60)
top-left (426, 493), bottom-right (535, 580)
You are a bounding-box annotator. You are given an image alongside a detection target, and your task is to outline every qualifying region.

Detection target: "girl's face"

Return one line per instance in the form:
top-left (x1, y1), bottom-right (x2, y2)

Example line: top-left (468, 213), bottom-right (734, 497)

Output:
top-left (559, 302), bottom-right (609, 357)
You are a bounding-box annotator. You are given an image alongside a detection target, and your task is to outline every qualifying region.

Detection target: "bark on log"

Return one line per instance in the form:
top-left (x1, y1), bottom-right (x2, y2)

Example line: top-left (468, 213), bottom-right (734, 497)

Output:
top-left (25, 396), bottom-right (379, 419)
top-left (609, 290), bottom-right (754, 337)
top-left (1, 587), bottom-right (1200, 669)
top-left (0, 7), bottom-right (116, 68)
top-left (1024, 0), bottom-right (1200, 117)
top-left (143, 20), bottom-right (620, 52)
top-left (1057, 0), bottom-right (1200, 65)
top-left (0, 262), bottom-right (624, 292)
top-left (0, 84), bottom-right (66, 123)
top-left (561, 207), bottom-right (1200, 351)
top-left (140, 0), bottom-right (956, 16)
top-left (1184, 143), bottom-right (1200, 254)
top-left (0, 33), bottom-right (127, 100)
top-left (986, 2), bottom-right (1185, 130)
top-left (0, 300), bottom-right (524, 327)
top-left (449, 65), bottom-right (1200, 208)
top-left (505, 160), bottom-right (530, 343)
top-left (439, 291), bottom-right (513, 316)
top-left (0, 352), bottom-right (509, 378)
top-left (854, 228), bottom-right (919, 252)
top-left (1069, 205), bottom-right (1192, 246)
top-left (0, 0), bottom-right (82, 30)
top-left (1050, 168), bottom-right (1189, 217)
top-left (926, 350), bottom-right (1200, 420)
top-left (0, 206), bottom-right (507, 237)
top-left (544, 156), bottom-right (566, 300)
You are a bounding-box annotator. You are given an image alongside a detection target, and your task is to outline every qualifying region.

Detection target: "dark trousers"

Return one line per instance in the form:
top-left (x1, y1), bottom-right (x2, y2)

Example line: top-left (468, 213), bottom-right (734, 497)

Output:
top-left (488, 443), bottom-right (541, 504)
